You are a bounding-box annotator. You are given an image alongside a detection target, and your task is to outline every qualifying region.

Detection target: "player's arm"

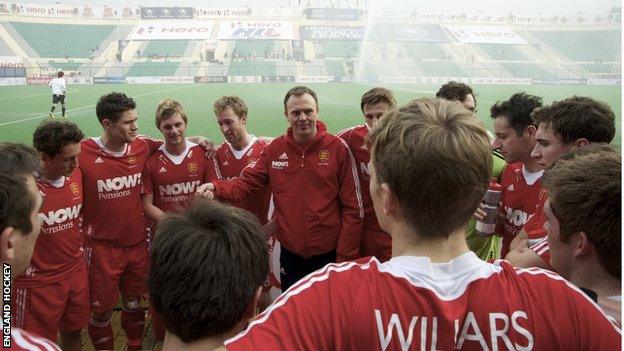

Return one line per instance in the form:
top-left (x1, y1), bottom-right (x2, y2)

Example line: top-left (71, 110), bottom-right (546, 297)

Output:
top-left (209, 149), bottom-right (270, 202)
top-left (505, 239), bottom-right (550, 269)
top-left (509, 228), bottom-right (528, 249)
top-left (335, 143), bottom-right (364, 262)
top-left (142, 193), bottom-right (166, 223)
top-left (141, 164), bottom-right (165, 222)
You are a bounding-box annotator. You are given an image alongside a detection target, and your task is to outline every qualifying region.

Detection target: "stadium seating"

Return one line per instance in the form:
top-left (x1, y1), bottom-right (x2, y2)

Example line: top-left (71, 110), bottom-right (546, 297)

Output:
top-left (228, 61), bottom-right (277, 76)
top-left (416, 61), bottom-right (467, 77)
top-left (231, 40), bottom-right (282, 59)
top-left (141, 40), bottom-right (190, 58)
top-left (9, 22), bottom-right (116, 58)
top-left (320, 41), bottom-right (361, 59)
top-left (48, 61), bottom-right (83, 72)
top-left (498, 62), bottom-right (557, 79)
top-left (126, 62), bottom-right (180, 76)
top-left (474, 44), bottom-right (528, 61)
top-left (400, 42), bottom-right (447, 60)
top-left (520, 30), bottom-right (620, 62)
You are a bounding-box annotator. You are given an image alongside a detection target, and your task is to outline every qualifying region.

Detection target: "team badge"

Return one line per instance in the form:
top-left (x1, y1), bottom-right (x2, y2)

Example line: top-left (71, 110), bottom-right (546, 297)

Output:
top-left (247, 158), bottom-right (257, 165)
top-left (188, 162), bottom-right (198, 173)
top-left (70, 182), bottom-right (80, 196)
top-left (126, 155), bottom-right (136, 164)
top-left (319, 150), bottom-right (330, 162)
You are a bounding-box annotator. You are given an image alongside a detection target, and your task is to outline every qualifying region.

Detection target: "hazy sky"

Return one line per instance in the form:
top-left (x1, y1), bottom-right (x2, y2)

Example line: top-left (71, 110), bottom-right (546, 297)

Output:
top-left (19, 0), bottom-right (622, 17)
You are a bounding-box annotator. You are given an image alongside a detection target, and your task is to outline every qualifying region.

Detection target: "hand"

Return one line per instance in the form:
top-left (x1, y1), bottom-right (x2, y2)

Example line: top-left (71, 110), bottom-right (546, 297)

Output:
top-left (196, 182), bottom-right (215, 199)
top-left (189, 136), bottom-right (216, 157)
top-left (474, 202), bottom-right (486, 220)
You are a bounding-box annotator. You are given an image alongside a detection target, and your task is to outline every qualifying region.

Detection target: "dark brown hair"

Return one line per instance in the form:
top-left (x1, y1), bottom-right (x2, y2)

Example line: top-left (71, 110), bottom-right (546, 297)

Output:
top-left (33, 120), bottom-right (84, 157)
top-left (543, 144), bottom-right (620, 278)
top-left (95, 92), bottom-right (137, 124)
top-left (531, 96), bottom-right (615, 144)
top-left (283, 86), bottom-right (318, 111)
top-left (149, 198), bottom-right (269, 343)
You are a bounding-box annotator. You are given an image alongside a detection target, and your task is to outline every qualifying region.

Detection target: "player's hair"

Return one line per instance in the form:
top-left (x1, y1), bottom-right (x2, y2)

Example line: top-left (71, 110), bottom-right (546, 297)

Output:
top-left (155, 98), bottom-right (188, 128)
top-left (213, 96), bottom-right (249, 119)
top-left (0, 143), bottom-right (40, 235)
top-left (531, 96), bottom-right (615, 144)
top-left (95, 92), bottom-right (137, 124)
top-left (490, 92), bottom-right (543, 136)
top-left (542, 144), bottom-right (620, 278)
top-left (33, 120), bottom-right (84, 157)
top-left (360, 87), bottom-right (397, 113)
top-left (149, 198), bottom-right (269, 343)
top-left (283, 86), bottom-right (318, 111)
top-left (436, 81), bottom-right (476, 107)
top-left (366, 98), bottom-right (491, 239)
top-left (57, 71), bottom-right (64, 78)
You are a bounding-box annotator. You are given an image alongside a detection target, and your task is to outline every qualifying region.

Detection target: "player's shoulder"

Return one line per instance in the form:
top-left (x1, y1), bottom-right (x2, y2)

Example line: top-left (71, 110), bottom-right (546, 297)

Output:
top-left (11, 328), bottom-right (61, 350)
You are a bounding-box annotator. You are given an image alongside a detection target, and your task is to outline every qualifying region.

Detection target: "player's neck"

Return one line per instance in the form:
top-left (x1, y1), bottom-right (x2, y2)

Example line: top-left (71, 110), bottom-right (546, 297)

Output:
top-left (162, 329), bottom-right (240, 351)
top-left (39, 167), bottom-right (63, 182)
top-left (165, 139), bottom-right (187, 156)
top-left (521, 154), bottom-right (542, 173)
top-left (570, 261), bottom-right (621, 299)
top-left (390, 221), bottom-right (470, 262)
top-left (100, 133), bottom-right (127, 153)
top-left (230, 132), bottom-right (252, 151)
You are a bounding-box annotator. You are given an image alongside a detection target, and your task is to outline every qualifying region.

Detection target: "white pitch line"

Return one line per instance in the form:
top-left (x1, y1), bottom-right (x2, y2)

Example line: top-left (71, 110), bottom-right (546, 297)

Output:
top-left (0, 85), bottom-right (195, 127)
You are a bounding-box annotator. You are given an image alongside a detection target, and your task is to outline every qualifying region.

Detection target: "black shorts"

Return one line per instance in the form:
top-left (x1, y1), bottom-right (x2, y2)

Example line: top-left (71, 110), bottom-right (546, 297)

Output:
top-left (52, 94), bottom-right (65, 104)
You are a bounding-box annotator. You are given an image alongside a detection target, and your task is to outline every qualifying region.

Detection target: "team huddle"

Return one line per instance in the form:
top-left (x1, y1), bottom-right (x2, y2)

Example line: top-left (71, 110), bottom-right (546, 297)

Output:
top-left (0, 81), bottom-right (620, 350)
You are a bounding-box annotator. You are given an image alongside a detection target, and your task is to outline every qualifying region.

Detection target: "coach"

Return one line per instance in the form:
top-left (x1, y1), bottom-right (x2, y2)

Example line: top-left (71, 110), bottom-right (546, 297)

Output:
top-left (198, 86), bottom-right (364, 290)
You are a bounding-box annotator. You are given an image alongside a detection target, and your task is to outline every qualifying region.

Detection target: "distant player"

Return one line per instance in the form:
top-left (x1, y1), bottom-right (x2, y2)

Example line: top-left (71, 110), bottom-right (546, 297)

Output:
top-left (436, 81), bottom-right (505, 260)
top-left (338, 87), bottom-right (396, 262)
top-left (49, 71), bottom-right (67, 118)
top-left (13, 121), bottom-right (86, 351)
top-left (222, 98), bottom-right (621, 351)
top-left (479, 92), bottom-right (543, 257)
top-left (505, 96), bottom-right (616, 269)
top-left (0, 143), bottom-right (61, 350)
top-left (142, 99), bottom-right (216, 341)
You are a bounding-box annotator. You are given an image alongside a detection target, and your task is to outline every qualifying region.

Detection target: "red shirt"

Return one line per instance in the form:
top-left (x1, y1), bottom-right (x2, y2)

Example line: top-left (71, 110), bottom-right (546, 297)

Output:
top-left (5, 328), bottom-right (61, 350)
top-left (337, 124), bottom-right (384, 233)
top-left (497, 163), bottom-right (543, 256)
top-left (213, 121), bottom-right (364, 260)
top-left (15, 169), bottom-right (84, 288)
top-left (522, 188), bottom-right (549, 241)
top-left (225, 253), bottom-right (621, 350)
top-left (79, 137), bottom-right (160, 247)
top-left (142, 142), bottom-right (214, 213)
top-left (211, 137), bottom-right (271, 224)
top-left (529, 236), bottom-right (552, 267)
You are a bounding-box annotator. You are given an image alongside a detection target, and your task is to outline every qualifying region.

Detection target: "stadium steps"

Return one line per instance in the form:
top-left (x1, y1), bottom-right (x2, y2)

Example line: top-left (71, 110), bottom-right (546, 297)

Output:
top-left (94, 25), bottom-right (134, 59)
top-left (183, 41), bottom-right (202, 59)
top-left (0, 22), bottom-right (39, 58)
top-left (122, 41), bottom-right (144, 61)
top-left (0, 36), bottom-right (14, 55)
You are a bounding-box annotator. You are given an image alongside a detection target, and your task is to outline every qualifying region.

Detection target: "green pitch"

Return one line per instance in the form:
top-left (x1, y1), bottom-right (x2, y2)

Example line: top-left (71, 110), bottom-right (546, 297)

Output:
top-left (0, 83), bottom-right (620, 147)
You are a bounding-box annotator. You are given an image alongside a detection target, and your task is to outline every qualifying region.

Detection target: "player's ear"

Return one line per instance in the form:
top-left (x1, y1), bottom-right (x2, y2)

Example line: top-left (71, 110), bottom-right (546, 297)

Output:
top-left (283, 109), bottom-right (288, 119)
top-left (574, 138), bottom-right (589, 148)
top-left (0, 227), bottom-right (16, 264)
top-left (101, 118), bottom-right (112, 129)
top-left (241, 115), bottom-right (247, 125)
top-left (245, 286), bottom-right (263, 320)
top-left (574, 231), bottom-right (592, 257)
top-left (380, 183), bottom-right (398, 216)
top-left (525, 125), bottom-right (537, 138)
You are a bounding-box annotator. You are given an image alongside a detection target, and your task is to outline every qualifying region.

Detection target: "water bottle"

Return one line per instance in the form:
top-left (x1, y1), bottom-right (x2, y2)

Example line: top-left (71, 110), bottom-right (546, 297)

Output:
top-left (475, 179), bottom-right (502, 237)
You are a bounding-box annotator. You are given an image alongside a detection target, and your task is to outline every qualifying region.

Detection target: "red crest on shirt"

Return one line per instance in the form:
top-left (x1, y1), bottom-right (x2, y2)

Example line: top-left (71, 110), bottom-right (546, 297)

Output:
top-left (188, 162), bottom-right (198, 173)
top-left (319, 150), bottom-right (330, 162)
top-left (70, 183), bottom-right (80, 196)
